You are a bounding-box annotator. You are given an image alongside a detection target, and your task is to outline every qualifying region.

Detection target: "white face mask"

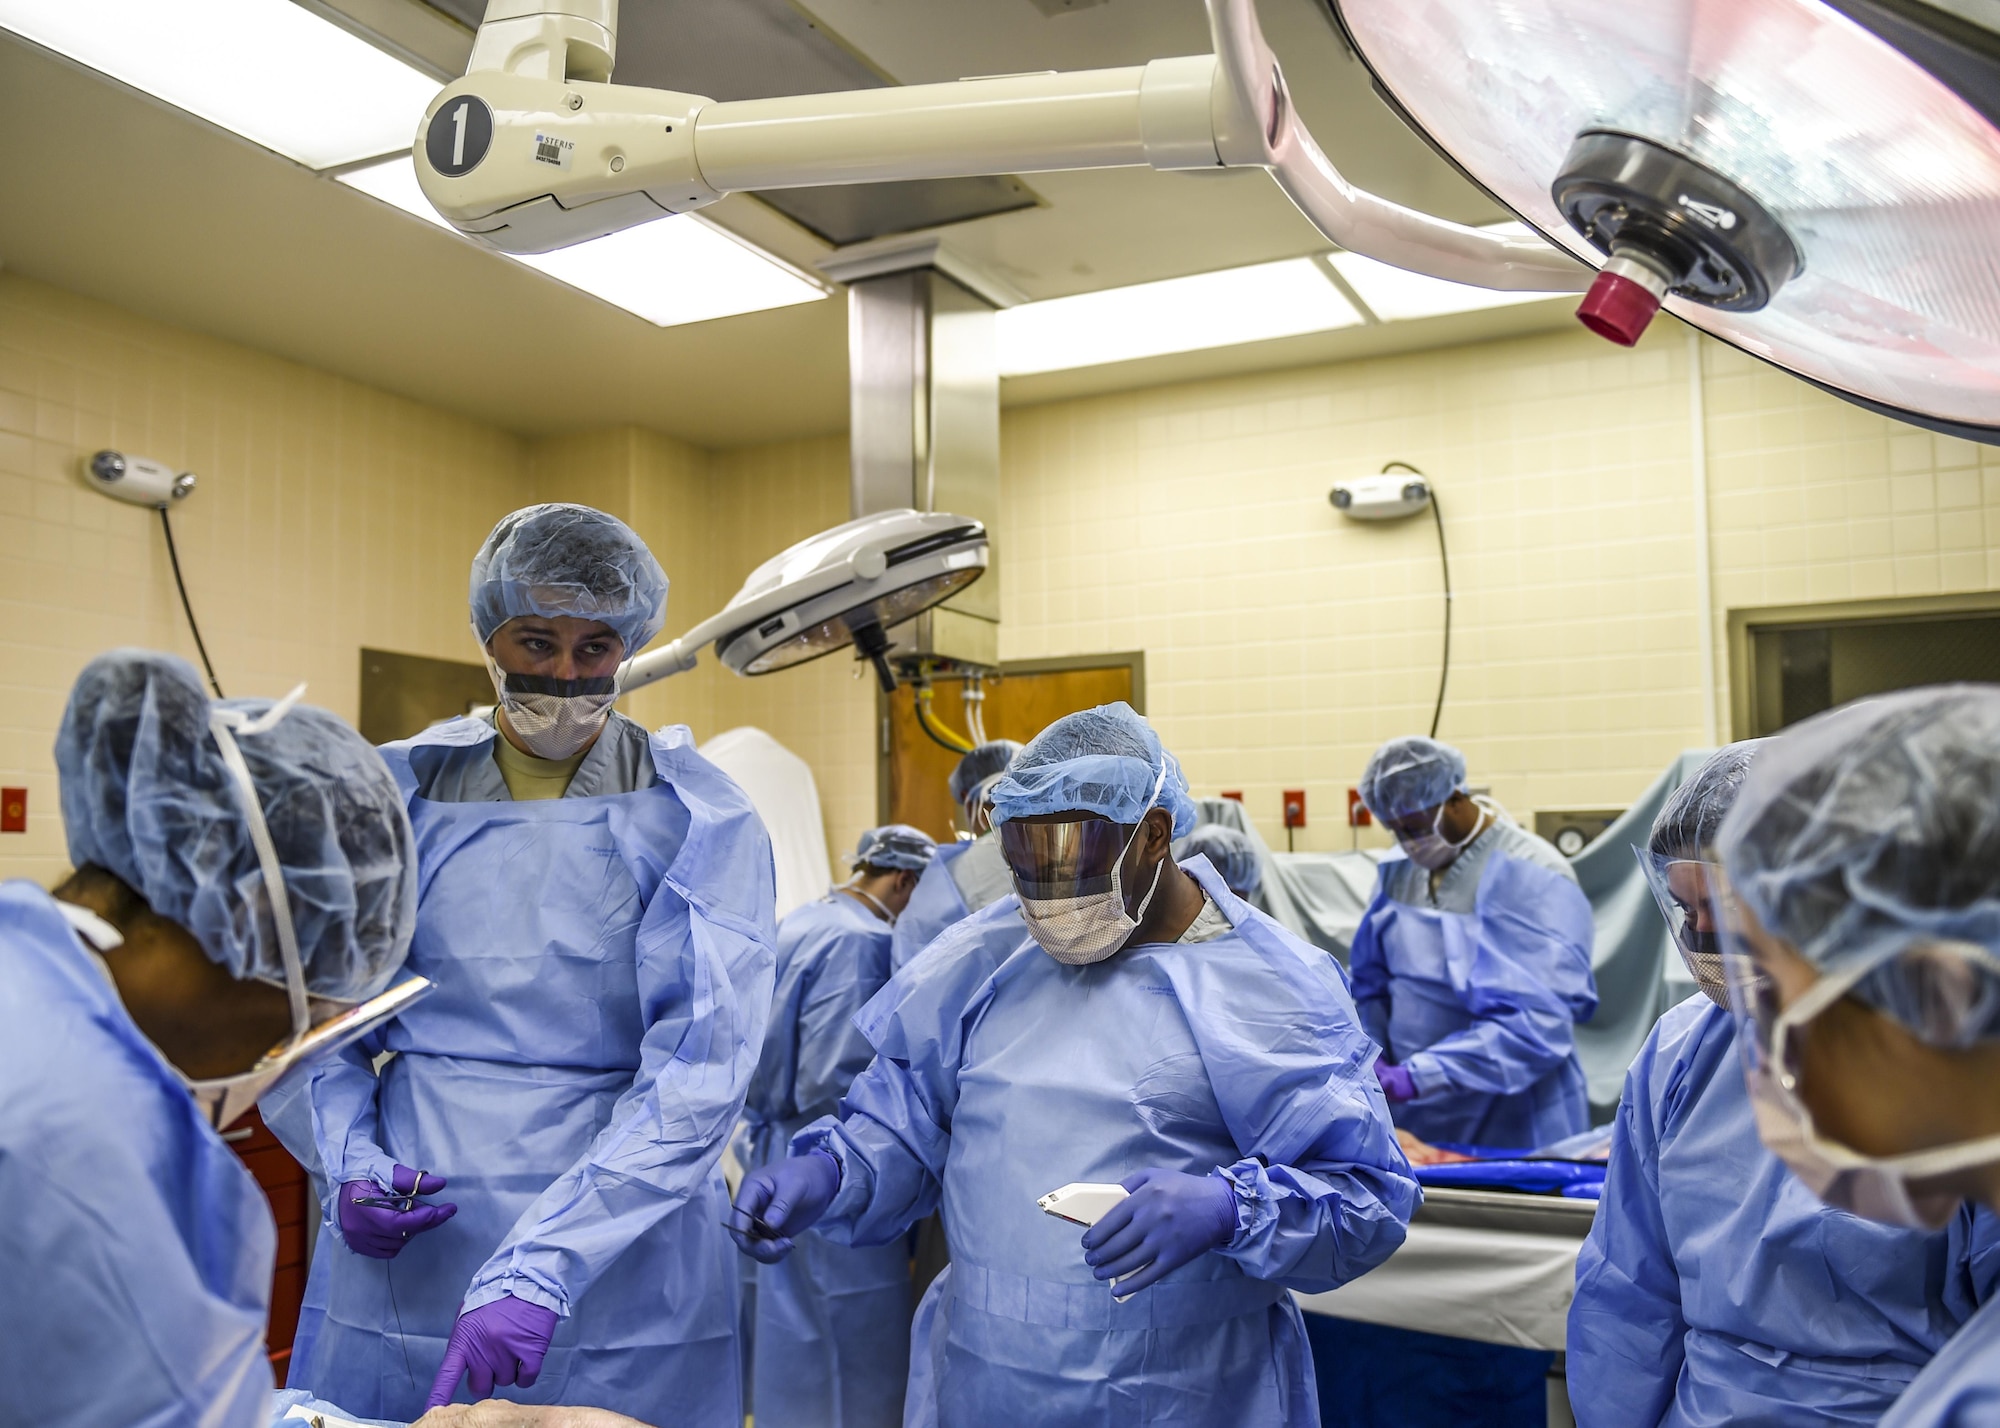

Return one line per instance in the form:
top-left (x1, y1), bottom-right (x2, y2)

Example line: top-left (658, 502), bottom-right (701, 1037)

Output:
top-left (485, 656), bottom-right (618, 760)
top-left (1018, 839), bottom-right (1167, 966)
top-left (1744, 1061), bottom-right (1970, 1228)
top-left (1007, 761), bottom-right (1172, 966)
top-left (1399, 796), bottom-right (1490, 871)
top-left (1738, 966), bottom-right (2000, 1230)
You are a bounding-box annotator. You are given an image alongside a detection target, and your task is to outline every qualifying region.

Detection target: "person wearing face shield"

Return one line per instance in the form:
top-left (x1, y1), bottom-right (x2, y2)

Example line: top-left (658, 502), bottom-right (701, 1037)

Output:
top-left (1568, 741), bottom-right (1996, 1427)
top-left (890, 739), bottom-right (1022, 972)
top-left (1348, 736), bottom-right (1598, 1147)
top-left (263, 504), bottom-right (777, 1424)
top-left (1711, 686), bottom-right (2000, 1426)
top-left (0, 649), bottom-right (421, 1428)
top-left (741, 825), bottom-right (936, 1428)
top-left (726, 702), bottom-right (1416, 1427)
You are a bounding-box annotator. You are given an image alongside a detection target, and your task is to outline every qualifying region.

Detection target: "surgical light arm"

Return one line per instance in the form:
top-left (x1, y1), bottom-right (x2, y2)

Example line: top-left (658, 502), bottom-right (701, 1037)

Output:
top-left (417, 0), bottom-right (1587, 293)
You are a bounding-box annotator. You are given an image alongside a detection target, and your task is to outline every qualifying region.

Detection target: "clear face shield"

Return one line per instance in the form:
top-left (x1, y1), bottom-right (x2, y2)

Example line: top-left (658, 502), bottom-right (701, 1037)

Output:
top-left (1637, 849), bottom-right (1729, 1006)
top-left (1716, 871), bottom-right (2000, 1229)
top-left (957, 773), bottom-right (1006, 839)
top-left (997, 761), bottom-right (1169, 965)
top-left (184, 691), bottom-right (431, 1130)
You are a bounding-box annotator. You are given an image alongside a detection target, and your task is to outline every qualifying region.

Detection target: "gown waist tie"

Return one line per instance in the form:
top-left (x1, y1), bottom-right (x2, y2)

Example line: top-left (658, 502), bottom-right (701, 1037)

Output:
top-left (948, 1261), bottom-right (1284, 1332)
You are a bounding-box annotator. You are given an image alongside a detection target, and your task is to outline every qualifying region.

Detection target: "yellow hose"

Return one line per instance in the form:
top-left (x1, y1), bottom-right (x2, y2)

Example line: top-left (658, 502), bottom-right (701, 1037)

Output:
top-left (914, 683), bottom-right (976, 754)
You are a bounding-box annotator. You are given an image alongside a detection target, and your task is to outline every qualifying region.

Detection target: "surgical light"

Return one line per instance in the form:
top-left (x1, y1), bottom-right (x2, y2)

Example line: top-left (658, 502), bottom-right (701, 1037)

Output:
top-left (1326, 0), bottom-right (2000, 441)
top-left (409, 0), bottom-right (2000, 441)
top-left (996, 259), bottom-right (1363, 377)
top-left (0, 0), bottom-right (436, 171)
top-left (338, 155), bottom-right (827, 328)
top-left (620, 509), bottom-right (988, 695)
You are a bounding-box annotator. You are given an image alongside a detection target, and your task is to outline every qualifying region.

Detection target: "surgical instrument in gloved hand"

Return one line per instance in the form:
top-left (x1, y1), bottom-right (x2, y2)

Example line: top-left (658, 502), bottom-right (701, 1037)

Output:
top-left (1080, 1167), bottom-right (1238, 1297)
top-left (727, 1148), bottom-right (842, 1263)
top-left (426, 1294), bottom-right (560, 1409)
top-left (338, 1164), bottom-right (457, 1259)
top-left (1374, 1059), bottom-right (1418, 1103)
top-left (1038, 1182), bottom-right (1129, 1227)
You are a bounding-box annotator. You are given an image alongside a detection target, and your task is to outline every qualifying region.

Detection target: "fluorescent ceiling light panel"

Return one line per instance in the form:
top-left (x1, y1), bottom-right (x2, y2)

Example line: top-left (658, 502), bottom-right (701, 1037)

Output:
top-left (0, 0), bottom-right (437, 170)
top-left (339, 156), bottom-right (828, 328)
top-left (1326, 225), bottom-right (1572, 321)
top-left (996, 259), bottom-right (1363, 376)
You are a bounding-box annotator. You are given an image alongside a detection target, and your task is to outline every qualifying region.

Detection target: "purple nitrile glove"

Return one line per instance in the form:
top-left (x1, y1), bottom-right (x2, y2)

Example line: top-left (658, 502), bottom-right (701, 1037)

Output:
top-left (337, 1164), bottom-right (457, 1259)
top-left (425, 1294), bottom-right (561, 1409)
top-left (1375, 1059), bottom-right (1417, 1103)
top-left (727, 1148), bottom-right (842, 1264)
top-left (1079, 1167), bottom-right (1238, 1297)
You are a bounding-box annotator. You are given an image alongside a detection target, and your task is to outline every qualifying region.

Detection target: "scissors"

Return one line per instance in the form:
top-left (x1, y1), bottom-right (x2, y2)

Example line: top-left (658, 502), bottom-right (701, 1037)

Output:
top-left (350, 1171), bottom-right (438, 1385)
top-left (722, 1206), bottom-right (785, 1241)
top-left (350, 1169), bottom-right (438, 1215)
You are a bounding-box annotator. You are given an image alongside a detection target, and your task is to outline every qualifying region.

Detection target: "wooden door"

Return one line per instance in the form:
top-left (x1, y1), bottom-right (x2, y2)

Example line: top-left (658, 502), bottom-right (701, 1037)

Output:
top-left (886, 660), bottom-right (1139, 841)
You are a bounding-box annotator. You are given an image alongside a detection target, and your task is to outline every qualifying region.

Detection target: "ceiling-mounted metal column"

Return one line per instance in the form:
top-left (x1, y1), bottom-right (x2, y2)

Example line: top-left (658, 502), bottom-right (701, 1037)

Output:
top-left (835, 240), bottom-right (1006, 671)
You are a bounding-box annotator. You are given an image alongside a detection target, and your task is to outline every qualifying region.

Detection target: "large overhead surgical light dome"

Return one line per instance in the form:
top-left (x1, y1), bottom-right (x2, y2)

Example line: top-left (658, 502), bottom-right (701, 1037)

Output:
top-left (1325, 0), bottom-right (2000, 442)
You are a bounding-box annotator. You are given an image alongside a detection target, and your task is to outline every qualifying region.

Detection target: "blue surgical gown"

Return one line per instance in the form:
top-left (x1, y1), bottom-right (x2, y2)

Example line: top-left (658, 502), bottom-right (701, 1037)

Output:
top-left (801, 858), bottom-right (1418, 1427)
top-left (0, 880), bottom-right (274, 1428)
top-left (1878, 1286), bottom-right (2000, 1427)
top-left (1349, 825), bottom-right (1596, 1147)
top-left (744, 893), bottom-right (912, 1428)
top-left (890, 844), bottom-right (972, 972)
top-left (891, 835), bottom-right (1012, 972)
top-left (1569, 995), bottom-right (1997, 1427)
top-left (265, 718), bottom-right (775, 1423)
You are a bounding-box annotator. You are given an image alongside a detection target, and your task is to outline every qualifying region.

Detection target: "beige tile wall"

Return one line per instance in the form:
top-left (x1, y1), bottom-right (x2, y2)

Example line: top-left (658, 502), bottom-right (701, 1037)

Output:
top-left (0, 273), bottom-right (534, 883)
top-left (1702, 344), bottom-right (2000, 612)
top-left (1001, 326), bottom-right (2000, 852)
top-left (7, 267), bottom-right (1996, 882)
top-left (0, 274), bottom-right (878, 886)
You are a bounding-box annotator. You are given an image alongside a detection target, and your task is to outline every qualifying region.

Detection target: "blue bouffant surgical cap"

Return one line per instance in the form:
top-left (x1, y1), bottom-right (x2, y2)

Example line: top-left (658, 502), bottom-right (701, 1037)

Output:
top-left (470, 504), bottom-right (669, 655)
top-left (1718, 686), bottom-right (2000, 1049)
top-left (853, 824), bottom-right (938, 873)
top-left (1649, 741), bottom-right (1765, 861)
top-left (989, 703), bottom-right (1197, 837)
top-left (56, 650), bottom-right (417, 1003)
top-left (1176, 824), bottom-right (1263, 897)
top-left (949, 740), bottom-right (1022, 809)
top-left (1358, 736), bottom-right (1468, 820)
